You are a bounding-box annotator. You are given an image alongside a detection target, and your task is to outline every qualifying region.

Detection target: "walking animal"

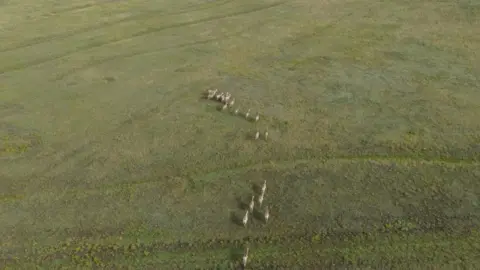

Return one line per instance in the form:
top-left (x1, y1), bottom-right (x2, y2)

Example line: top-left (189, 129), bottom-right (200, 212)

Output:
top-left (242, 210), bottom-right (249, 226)
top-left (261, 180), bottom-right (267, 194)
top-left (206, 89), bottom-right (218, 99)
top-left (249, 195), bottom-right (255, 212)
top-left (242, 247), bottom-right (249, 268)
top-left (245, 109), bottom-right (251, 120)
top-left (258, 192), bottom-right (264, 207)
top-left (264, 206), bottom-right (270, 222)
top-left (224, 92), bottom-right (231, 103)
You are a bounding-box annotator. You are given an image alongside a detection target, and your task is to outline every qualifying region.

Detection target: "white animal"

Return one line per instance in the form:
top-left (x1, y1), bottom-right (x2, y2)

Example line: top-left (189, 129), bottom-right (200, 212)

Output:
top-left (234, 108), bottom-right (239, 115)
top-left (258, 192), bottom-right (264, 206)
top-left (245, 109), bottom-right (251, 120)
top-left (207, 89), bottom-right (218, 99)
top-left (264, 206), bottom-right (270, 222)
top-left (249, 195), bottom-right (255, 212)
top-left (261, 180), bottom-right (267, 194)
top-left (222, 103), bottom-right (228, 110)
top-left (264, 131), bottom-right (269, 140)
top-left (242, 247), bottom-right (249, 267)
top-left (254, 113), bottom-right (259, 122)
top-left (225, 92), bottom-right (231, 102)
top-left (255, 131), bottom-right (260, 140)
top-left (242, 210), bottom-right (249, 226)
top-left (229, 98), bottom-right (235, 106)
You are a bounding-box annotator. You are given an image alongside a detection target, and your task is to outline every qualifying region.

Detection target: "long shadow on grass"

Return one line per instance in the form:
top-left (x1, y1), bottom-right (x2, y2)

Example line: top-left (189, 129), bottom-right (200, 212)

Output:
top-left (251, 183), bottom-right (262, 195)
top-left (230, 211), bottom-right (244, 227)
top-left (252, 209), bottom-right (266, 223)
top-left (229, 247), bottom-right (246, 270)
top-left (235, 196), bottom-right (249, 211)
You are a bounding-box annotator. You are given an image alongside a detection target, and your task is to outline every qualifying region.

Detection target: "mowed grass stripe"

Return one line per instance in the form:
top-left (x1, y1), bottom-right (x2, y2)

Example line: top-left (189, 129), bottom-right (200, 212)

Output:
top-left (3, 230), bottom-right (479, 268)
top-left (0, 0), bottom-right (238, 53)
top-left (1, 156), bottom-right (478, 203)
top-left (1, 158), bottom-right (478, 258)
top-left (0, 0), bottom-right (479, 269)
top-left (51, 14), bottom-right (282, 82)
top-left (0, 1), bottom-right (288, 74)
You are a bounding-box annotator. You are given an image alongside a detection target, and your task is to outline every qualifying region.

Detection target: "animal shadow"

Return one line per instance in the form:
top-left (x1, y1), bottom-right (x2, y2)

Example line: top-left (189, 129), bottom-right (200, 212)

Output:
top-left (103, 76), bottom-right (116, 83)
top-left (217, 104), bottom-right (229, 111)
top-left (229, 247), bottom-right (243, 262)
top-left (229, 248), bottom-right (247, 270)
top-left (252, 208), bottom-right (265, 222)
top-left (244, 132), bottom-right (258, 141)
top-left (251, 183), bottom-right (262, 195)
top-left (235, 196), bottom-right (248, 210)
top-left (230, 211), bottom-right (244, 227)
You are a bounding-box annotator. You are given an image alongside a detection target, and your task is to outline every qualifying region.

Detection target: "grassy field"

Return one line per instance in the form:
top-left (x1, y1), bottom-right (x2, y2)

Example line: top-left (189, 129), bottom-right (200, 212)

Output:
top-left (1, 0), bottom-right (480, 268)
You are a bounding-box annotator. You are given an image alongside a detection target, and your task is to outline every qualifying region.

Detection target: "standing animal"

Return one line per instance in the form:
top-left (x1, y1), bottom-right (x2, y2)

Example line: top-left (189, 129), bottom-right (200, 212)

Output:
top-left (264, 206), bottom-right (270, 222)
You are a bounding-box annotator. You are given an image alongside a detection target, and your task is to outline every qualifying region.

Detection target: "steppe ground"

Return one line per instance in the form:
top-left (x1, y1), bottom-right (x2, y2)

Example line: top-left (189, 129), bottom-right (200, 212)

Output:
top-left (1, 0), bottom-right (479, 268)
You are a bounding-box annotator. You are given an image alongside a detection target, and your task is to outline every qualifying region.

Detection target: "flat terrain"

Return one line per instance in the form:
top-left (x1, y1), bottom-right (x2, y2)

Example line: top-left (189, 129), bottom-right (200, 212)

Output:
top-left (1, 0), bottom-right (479, 268)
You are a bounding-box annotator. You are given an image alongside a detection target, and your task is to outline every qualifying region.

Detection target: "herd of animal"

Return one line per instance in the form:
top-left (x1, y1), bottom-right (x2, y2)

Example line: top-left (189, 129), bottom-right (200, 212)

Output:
top-left (240, 180), bottom-right (270, 269)
top-left (204, 89), bottom-right (268, 140)
top-left (203, 89), bottom-right (272, 268)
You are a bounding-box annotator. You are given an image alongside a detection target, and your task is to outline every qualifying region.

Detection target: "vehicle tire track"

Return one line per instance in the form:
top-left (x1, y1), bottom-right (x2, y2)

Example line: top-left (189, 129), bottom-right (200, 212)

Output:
top-left (51, 0), bottom-right (362, 82)
top-left (0, 0), bottom-right (236, 53)
top-left (0, 1), bottom-right (288, 75)
top-left (51, 38), bottom-right (218, 81)
top-left (52, 15), bottom-right (278, 81)
top-left (48, 3), bottom-right (95, 14)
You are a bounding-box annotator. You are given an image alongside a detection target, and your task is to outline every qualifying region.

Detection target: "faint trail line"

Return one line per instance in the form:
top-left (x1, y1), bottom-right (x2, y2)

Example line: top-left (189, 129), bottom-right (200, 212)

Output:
top-left (336, 154), bottom-right (479, 165)
top-left (1, 154), bottom-right (478, 204)
top-left (51, 38), bottom-right (221, 81)
top-left (0, 1), bottom-right (287, 75)
top-left (5, 225), bottom-right (477, 266)
top-left (48, 3), bottom-right (95, 14)
top-left (52, 15), bottom-right (277, 81)
top-left (0, 0), bottom-right (236, 53)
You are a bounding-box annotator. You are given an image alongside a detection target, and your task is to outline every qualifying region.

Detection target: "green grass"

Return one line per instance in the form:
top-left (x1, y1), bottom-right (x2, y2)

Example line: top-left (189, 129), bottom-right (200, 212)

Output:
top-left (1, 0), bottom-right (479, 268)
top-left (4, 229), bottom-right (480, 269)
